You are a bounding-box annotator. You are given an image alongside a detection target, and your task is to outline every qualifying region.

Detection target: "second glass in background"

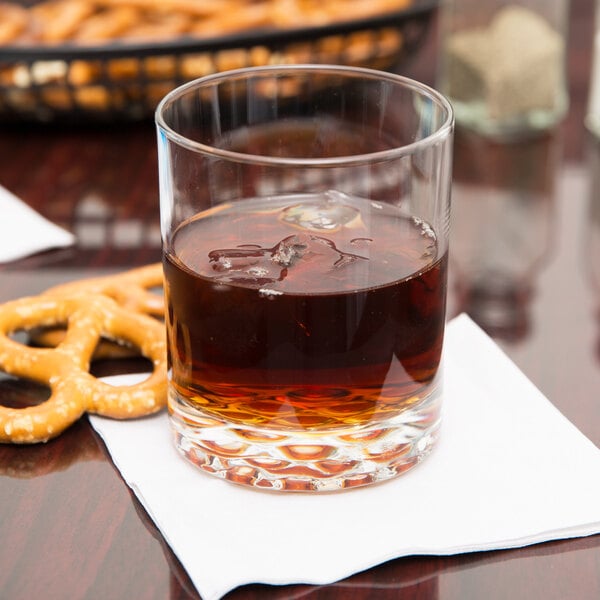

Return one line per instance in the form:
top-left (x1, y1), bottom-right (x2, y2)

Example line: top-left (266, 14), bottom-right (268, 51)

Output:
top-left (586, 0), bottom-right (600, 137)
top-left (438, 0), bottom-right (569, 139)
top-left (450, 127), bottom-right (560, 341)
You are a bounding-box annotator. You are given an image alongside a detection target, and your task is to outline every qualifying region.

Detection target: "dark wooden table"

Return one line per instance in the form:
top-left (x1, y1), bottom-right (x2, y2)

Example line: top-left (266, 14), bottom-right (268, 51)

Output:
top-left (1, 1), bottom-right (599, 598)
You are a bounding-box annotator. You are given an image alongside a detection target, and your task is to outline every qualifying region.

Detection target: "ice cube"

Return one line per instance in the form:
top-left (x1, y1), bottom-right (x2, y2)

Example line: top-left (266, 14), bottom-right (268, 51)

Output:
top-left (280, 190), bottom-right (361, 232)
top-left (275, 234), bottom-right (368, 273)
top-left (208, 246), bottom-right (282, 285)
top-left (270, 234), bottom-right (308, 267)
top-left (208, 247), bottom-right (265, 272)
top-left (206, 228), bottom-right (368, 289)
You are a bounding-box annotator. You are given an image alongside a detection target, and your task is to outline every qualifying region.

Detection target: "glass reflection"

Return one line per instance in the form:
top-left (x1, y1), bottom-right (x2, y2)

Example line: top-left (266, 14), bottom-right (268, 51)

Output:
top-left (74, 192), bottom-right (161, 250)
top-left (449, 126), bottom-right (560, 341)
top-left (130, 487), bottom-right (441, 600)
top-left (585, 135), bottom-right (600, 360)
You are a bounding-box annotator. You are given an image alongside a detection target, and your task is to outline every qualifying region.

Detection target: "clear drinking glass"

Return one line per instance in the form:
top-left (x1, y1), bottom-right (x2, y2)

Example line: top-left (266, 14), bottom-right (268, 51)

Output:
top-left (156, 65), bottom-right (453, 492)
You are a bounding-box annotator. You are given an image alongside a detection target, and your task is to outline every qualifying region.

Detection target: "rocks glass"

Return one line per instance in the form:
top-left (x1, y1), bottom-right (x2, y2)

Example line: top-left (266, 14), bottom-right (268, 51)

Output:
top-left (156, 65), bottom-right (453, 492)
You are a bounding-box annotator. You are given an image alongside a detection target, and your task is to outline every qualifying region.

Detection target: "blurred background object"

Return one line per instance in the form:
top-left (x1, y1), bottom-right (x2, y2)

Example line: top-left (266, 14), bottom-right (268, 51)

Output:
top-left (438, 0), bottom-right (569, 140)
top-left (0, 0), bottom-right (437, 122)
top-left (449, 127), bottom-right (560, 342)
top-left (585, 135), bottom-right (600, 360)
top-left (586, 0), bottom-right (600, 137)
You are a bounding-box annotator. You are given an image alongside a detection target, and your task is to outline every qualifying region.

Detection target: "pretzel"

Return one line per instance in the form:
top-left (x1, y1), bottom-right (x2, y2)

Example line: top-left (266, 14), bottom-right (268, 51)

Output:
top-left (44, 262), bottom-right (164, 317)
top-left (0, 293), bottom-right (167, 444)
top-left (27, 263), bottom-right (164, 358)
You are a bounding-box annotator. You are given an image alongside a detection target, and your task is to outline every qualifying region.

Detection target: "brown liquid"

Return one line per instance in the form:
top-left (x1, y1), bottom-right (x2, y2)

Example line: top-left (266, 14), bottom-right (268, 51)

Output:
top-left (164, 194), bottom-right (447, 431)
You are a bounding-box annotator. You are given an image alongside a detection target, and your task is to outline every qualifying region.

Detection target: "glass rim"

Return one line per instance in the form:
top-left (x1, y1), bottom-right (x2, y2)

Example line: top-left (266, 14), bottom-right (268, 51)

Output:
top-left (155, 64), bottom-right (454, 167)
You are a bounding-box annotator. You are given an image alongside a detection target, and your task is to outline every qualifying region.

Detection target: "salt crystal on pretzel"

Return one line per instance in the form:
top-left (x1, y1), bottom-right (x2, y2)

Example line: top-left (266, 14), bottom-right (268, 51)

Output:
top-left (0, 293), bottom-right (166, 444)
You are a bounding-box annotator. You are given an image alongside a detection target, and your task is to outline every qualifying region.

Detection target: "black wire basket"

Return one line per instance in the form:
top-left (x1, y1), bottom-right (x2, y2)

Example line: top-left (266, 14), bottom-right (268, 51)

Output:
top-left (0, 0), bottom-right (437, 123)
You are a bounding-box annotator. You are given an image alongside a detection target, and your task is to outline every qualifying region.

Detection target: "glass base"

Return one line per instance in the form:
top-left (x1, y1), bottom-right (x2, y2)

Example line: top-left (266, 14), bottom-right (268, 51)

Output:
top-left (168, 388), bottom-right (442, 492)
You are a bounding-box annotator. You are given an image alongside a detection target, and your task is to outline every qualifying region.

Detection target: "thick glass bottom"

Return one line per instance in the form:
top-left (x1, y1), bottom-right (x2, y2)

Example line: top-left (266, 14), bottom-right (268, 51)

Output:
top-left (168, 384), bottom-right (442, 492)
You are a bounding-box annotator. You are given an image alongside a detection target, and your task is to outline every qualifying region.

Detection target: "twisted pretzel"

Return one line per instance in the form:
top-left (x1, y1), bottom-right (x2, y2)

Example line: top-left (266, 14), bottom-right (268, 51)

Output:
top-left (29, 263), bottom-right (164, 357)
top-left (0, 293), bottom-right (166, 444)
top-left (44, 262), bottom-right (164, 317)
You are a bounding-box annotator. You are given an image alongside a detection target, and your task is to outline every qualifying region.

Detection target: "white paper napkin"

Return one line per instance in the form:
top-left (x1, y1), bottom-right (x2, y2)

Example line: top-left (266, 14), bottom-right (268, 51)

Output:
top-left (0, 184), bottom-right (75, 263)
top-left (90, 314), bottom-right (600, 600)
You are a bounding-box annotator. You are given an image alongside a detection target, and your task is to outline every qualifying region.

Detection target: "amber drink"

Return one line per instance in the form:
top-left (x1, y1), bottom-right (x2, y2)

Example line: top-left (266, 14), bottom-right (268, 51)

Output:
top-left (156, 66), bottom-right (454, 491)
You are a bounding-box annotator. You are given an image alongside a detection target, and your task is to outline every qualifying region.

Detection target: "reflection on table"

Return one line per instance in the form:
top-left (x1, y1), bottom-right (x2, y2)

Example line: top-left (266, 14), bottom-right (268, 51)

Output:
top-left (450, 126), bottom-right (561, 341)
top-left (585, 134), bottom-right (600, 361)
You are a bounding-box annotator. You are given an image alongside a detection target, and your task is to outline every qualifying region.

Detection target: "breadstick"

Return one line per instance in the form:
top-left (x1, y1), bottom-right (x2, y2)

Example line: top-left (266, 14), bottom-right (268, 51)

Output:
top-left (73, 6), bottom-right (140, 43)
top-left (0, 3), bottom-right (28, 44)
top-left (32, 0), bottom-right (95, 44)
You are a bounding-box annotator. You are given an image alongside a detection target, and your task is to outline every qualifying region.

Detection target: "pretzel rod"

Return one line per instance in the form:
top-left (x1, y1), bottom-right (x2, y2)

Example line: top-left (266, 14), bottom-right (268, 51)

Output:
top-left (188, 4), bottom-right (273, 37)
top-left (32, 0), bottom-right (96, 44)
top-left (0, 0), bottom-right (412, 113)
top-left (68, 60), bottom-right (99, 85)
top-left (322, 0), bottom-right (411, 22)
top-left (95, 0), bottom-right (237, 18)
top-left (120, 14), bottom-right (191, 42)
top-left (270, 0), bottom-right (328, 27)
top-left (2, 0), bottom-right (412, 45)
top-left (73, 6), bottom-right (141, 42)
top-left (0, 3), bottom-right (27, 44)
